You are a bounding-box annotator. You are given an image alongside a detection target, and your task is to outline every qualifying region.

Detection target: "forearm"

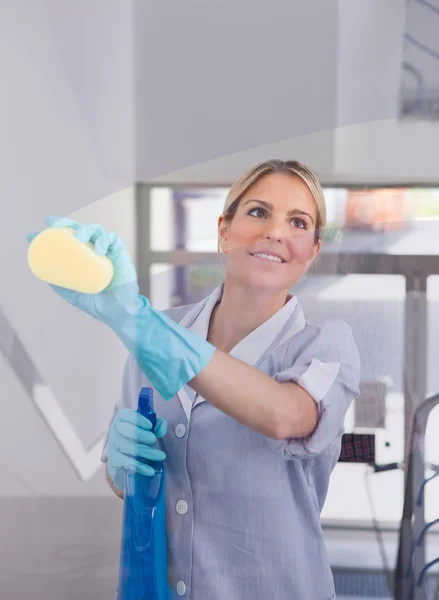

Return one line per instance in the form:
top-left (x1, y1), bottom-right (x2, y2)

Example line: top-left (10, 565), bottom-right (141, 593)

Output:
top-left (189, 349), bottom-right (318, 440)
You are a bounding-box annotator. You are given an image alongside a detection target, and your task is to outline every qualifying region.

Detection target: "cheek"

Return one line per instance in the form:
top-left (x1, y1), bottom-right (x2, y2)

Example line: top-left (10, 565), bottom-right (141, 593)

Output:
top-left (227, 219), bottom-right (260, 249)
top-left (287, 231), bottom-right (316, 262)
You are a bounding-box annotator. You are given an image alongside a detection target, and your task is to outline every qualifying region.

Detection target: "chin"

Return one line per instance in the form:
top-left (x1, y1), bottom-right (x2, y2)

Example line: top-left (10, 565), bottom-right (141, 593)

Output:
top-left (233, 268), bottom-right (290, 293)
top-left (226, 256), bottom-right (304, 292)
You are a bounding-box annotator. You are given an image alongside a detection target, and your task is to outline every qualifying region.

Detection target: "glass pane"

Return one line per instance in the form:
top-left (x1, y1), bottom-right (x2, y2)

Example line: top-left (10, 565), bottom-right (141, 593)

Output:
top-left (343, 188), bottom-right (411, 232)
top-left (183, 188), bottom-right (229, 251)
top-left (185, 259), bottom-right (224, 305)
top-left (322, 187), bottom-right (348, 231)
top-left (409, 187), bottom-right (439, 220)
top-left (422, 271), bottom-right (439, 523)
top-left (143, 185), bottom-right (439, 530)
top-left (427, 276), bottom-right (439, 397)
top-left (150, 187), bottom-right (174, 251)
top-left (426, 276), bottom-right (439, 493)
top-left (423, 406), bottom-right (439, 522)
top-left (311, 273), bottom-right (405, 523)
top-left (150, 263), bottom-right (175, 310)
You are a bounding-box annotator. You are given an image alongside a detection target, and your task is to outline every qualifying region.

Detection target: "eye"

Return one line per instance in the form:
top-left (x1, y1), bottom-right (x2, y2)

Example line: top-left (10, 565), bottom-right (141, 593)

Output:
top-left (291, 217), bottom-right (308, 230)
top-left (248, 207), bottom-right (267, 218)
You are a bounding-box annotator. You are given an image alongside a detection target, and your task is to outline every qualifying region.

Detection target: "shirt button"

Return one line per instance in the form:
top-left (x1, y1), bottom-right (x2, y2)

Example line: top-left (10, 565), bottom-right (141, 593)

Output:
top-left (176, 580), bottom-right (187, 596)
top-left (175, 423), bottom-right (186, 438)
top-left (176, 500), bottom-right (188, 515)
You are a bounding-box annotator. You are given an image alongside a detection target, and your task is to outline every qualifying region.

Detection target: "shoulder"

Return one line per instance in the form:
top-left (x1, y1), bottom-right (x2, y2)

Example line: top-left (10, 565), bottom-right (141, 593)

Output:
top-left (305, 318), bottom-right (357, 352)
top-left (280, 317), bottom-right (360, 370)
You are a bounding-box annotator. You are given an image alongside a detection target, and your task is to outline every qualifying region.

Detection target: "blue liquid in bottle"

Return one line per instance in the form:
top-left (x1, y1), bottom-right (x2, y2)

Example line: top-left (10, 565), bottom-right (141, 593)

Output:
top-left (117, 388), bottom-right (170, 600)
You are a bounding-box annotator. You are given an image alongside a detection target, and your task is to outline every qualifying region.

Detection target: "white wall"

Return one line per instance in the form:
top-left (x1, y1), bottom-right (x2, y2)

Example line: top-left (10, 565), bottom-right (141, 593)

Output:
top-left (148, 128), bottom-right (338, 185)
top-left (147, 117), bottom-right (439, 186)
top-left (334, 119), bottom-right (439, 184)
top-left (335, 0), bottom-right (405, 128)
top-left (333, 1), bottom-right (439, 184)
top-left (133, 0), bottom-right (339, 180)
top-left (147, 1), bottom-right (439, 186)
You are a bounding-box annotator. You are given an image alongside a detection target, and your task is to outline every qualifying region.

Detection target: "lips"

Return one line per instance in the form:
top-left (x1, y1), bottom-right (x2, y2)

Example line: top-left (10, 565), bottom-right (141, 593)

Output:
top-left (249, 249), bottom-right (287, 263)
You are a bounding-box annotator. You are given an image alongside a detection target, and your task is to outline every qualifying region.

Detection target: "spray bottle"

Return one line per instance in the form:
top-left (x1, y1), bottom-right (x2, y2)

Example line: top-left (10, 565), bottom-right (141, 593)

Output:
top-left (117, 387), bottom-right (170, 600)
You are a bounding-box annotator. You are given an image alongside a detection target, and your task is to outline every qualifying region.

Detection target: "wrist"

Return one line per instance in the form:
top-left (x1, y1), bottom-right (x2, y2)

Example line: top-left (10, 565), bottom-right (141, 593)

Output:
top-left (105, 290), bottom-right (150, 324)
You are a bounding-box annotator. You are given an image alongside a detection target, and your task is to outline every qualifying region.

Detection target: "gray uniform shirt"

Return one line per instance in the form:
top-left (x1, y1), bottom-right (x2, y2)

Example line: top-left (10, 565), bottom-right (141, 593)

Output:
top-left (101, 284), bottom-right (361, 600)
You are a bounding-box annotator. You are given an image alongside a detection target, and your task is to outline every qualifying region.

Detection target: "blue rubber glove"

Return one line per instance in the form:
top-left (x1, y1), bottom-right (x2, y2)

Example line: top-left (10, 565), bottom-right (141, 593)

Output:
top-left (107, 408), bottom-right (168, 490)
top-left (27, 216), bottom-right (141, 318)
top-left (27, 216), bottom-right (217, 400)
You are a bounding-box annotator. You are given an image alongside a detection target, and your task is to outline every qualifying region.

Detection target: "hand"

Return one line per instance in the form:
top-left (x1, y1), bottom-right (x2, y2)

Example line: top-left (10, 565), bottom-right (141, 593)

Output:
top-left (27, 216), bottom-right (143, 322)
top-left (28, 216), bottom-right (217, 402)
top-left (107, 408), bottom-right (168, 490)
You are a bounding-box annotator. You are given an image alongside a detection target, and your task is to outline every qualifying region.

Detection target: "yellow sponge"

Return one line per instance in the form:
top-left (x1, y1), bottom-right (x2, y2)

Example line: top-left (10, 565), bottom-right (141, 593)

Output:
top-left (27, 227), bottom-right (114, 294)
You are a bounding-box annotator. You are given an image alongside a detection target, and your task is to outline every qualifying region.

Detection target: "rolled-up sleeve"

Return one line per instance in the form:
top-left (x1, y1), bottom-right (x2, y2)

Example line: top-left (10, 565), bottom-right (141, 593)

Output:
top-left (266, 319), bottom-right (361, 458)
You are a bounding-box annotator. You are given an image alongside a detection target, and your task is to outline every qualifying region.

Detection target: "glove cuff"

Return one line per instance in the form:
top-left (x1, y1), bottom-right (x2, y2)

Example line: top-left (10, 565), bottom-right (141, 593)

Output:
top-left (112, 298), bottom-right (216, 401)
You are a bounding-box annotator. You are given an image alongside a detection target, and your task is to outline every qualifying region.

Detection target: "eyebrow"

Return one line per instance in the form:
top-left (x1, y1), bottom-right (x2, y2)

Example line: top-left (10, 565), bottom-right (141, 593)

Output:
top-left (243, 199), bottom-right (315, 225)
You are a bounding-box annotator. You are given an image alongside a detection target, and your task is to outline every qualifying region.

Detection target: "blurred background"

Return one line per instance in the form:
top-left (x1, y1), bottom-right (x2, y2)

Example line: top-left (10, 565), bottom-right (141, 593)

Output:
top-left (1, 0), bottom-right (439, 598)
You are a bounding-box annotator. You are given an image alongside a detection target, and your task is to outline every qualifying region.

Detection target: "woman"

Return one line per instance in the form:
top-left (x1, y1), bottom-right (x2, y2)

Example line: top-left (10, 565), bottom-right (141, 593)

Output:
top-left (30, 159), bottom-right (360, 600)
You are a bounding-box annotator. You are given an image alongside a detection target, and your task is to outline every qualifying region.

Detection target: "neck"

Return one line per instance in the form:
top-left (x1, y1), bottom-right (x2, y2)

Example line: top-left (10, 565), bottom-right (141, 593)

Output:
top-left (208, 280), bottom-right (292, 353)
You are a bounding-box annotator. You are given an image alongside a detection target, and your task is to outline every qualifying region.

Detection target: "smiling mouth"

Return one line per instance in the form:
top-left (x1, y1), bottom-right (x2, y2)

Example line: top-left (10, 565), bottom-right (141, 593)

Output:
top-left (250, 252), bottom-right (286, 264)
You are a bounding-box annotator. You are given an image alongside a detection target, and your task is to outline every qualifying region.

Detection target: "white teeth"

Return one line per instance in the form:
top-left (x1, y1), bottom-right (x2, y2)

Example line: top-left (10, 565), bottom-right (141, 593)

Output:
top-left (253, 253), bottom-right (283, 263)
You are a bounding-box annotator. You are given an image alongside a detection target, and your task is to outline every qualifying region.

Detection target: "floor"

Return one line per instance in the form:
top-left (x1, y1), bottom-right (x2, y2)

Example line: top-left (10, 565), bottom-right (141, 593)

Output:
top-left (0, 495), bottom-right (438, 599)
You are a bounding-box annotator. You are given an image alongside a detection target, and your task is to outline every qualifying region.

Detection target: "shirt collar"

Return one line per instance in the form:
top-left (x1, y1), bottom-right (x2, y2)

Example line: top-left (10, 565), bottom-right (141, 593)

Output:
top-left (180, 283), bottom-right (303, 365)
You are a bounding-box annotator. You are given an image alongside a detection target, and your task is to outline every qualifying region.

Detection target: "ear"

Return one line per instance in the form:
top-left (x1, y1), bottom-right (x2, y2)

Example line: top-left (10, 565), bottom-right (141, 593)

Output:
top-left (304, 237), bottom-right (322, 272)
top-left (217, 214), bottom-right (229, 253)
top-left (313, 238), bottom-right (322, 259)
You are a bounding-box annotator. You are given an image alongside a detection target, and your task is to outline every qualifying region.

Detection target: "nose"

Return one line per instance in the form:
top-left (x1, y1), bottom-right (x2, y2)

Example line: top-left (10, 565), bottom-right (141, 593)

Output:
top-left (264, 222), bottom-right (287, 243)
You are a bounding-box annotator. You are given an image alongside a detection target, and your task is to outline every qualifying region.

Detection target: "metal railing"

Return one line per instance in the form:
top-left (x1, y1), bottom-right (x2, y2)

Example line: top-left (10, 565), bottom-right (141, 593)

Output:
top-left (395, 392), bottom-right (439, 600)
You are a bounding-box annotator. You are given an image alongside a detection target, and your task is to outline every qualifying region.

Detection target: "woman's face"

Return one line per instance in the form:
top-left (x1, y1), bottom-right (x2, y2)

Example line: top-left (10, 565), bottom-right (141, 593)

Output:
top-left (218, 172), bottom-right (321, 292)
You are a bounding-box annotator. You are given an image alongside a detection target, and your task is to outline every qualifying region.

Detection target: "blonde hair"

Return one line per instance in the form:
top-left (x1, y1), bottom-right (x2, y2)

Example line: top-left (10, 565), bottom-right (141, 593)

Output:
top-left (219, 159), bottom-right (326, 248)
